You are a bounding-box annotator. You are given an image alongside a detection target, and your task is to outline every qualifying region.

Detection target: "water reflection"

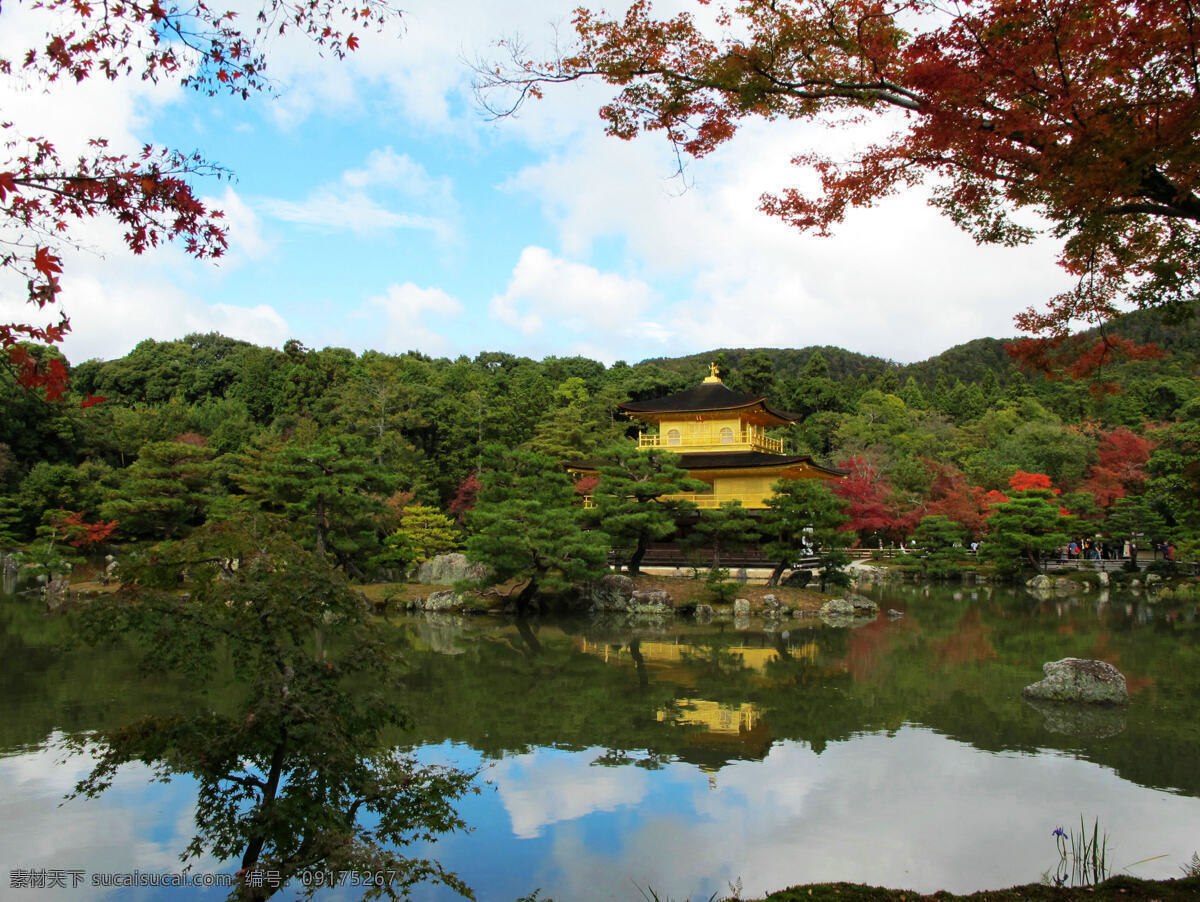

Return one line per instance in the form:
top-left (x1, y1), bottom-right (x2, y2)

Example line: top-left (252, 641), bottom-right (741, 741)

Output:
top-left (2, 582), bottom-right (1200, 900)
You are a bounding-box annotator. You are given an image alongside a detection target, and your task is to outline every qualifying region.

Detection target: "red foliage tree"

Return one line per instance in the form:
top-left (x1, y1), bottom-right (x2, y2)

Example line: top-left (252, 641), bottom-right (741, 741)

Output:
top-left (447, 473), bottom-right (481, 522)
top-left (832, 456), bottom-right (904, 545)
top-left (48, 510), bottom-right (119, 549)
top-left (1008, 471), bottom-right (1057, 493)
top-left (2, 0), bottom-right (400, 398)
top-left (480, 0), bottom-right (1200, 367)
top-left (1083, 427), bottom-right (1156, 507)
top-left (1005, 470), bottom-right (1070, 516)
top-left (920, 460), bottom-right (990, 539)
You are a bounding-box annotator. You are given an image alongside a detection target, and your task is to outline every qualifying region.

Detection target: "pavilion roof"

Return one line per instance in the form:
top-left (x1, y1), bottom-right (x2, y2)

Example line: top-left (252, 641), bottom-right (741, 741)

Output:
top-left (674, 451), bottom-right (847, 477)
top-left (618, 381), bottom-right (798, 424)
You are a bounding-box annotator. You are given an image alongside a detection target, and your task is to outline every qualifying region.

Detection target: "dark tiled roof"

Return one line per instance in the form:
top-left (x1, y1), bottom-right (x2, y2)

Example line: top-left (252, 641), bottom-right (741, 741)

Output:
top-left (677, 451), bottom-right (847, 476)
top-left (619, 381), bottom-right (798, 421)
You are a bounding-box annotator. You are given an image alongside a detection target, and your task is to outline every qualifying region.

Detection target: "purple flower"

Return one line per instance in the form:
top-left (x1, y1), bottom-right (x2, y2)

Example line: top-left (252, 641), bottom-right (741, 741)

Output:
top-left (1052, 827), bottom-right (1067, 838)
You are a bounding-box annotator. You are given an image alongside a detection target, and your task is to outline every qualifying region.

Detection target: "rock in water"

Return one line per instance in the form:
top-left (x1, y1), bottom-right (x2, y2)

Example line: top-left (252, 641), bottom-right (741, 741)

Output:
top-left (629, 589), bottom-right (673, 613)
top-left (733, 598), bottom-right (751, 616)
top-left (1022, 658), bottom-right (1129, 705)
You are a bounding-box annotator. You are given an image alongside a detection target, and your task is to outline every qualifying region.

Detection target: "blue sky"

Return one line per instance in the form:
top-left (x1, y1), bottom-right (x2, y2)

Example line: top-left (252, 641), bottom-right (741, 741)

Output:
top-left (3, 0), bottom-right (1076, 367)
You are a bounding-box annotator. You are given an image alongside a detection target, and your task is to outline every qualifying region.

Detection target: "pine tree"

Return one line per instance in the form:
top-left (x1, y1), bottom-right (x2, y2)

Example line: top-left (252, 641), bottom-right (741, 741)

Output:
top-left (684, 501), bottom-right (759, 569)
top-left (589, 445), bottom-right (704, 575)
top-left (913, 515), bottom-right (968, 578)
top-left (761, 479), bottom-right (851, 587)
top-left (466, 446), bottom-right (609, 612)
top-left (981, 490), bottom-right (1072, 576)
top-left (231, 421), bottom-right (395, 572)
top-left (379, 505), bottom-right (461, 573)
top-left (101, 441), bottom-right (219, 540)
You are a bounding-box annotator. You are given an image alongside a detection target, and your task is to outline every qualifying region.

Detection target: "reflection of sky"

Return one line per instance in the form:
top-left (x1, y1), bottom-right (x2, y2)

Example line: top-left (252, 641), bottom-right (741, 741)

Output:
top-left (0, 735), bottom-right (232, 901)
top-left (5, 729), bottom-right (1200, 902)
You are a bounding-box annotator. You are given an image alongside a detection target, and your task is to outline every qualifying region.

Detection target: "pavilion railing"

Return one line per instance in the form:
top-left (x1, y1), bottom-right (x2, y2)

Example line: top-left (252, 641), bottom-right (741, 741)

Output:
top-left (637, 429), bottom-right (784, 455)
top-left (581, 493), bottom-right (768, 510)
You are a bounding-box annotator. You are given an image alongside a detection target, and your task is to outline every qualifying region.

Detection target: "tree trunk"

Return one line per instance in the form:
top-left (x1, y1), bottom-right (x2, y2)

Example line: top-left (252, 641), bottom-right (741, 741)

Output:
top-left (238, 733), bottom-right (289, 900)
top-left (628, 638), bottom-right (649, 690)
top-left (514, 576), bottom-right (539, 617)
top-left (628, 535), bottom-right (648, 576)
top-left (767, 560), bottom-right (787, 587)
top-left (514, 617), bottom-right (542, 657)
top-left (314, 492), bottom-right (328, 556)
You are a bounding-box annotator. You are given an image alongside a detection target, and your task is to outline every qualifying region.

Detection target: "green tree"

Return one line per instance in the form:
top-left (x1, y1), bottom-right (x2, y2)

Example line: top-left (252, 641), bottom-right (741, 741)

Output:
top-left (1105, 495), bottom-right (1167, 561)
top-left (684, 501), bottom-right (758, 570)
top-left (526, 377), bottom-right (627, 462)
top-left (913, 515), bottom-right (968, 579)
top-left (101, 441), bottom-right (219, 540)
top-left (761, 479), bottom-right (850, 588)
top-left (231, 422), bottom-right (395, 573)
top-left (588, 445), bottom-right (703, 575)
top-left (729, 351), bottom-right (776, 398)
top-left (982, 490), bottom-right (1072, 577)
top-left (379, 505), bottom-right (461, 573)
top-left (68, 523), bottom-right (474, 901)
top-left (466, 446), bottom-right (609, 612)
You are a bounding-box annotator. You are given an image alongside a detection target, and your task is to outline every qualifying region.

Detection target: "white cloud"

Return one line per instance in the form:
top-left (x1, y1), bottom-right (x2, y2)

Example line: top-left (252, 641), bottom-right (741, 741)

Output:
top-left (260, 190), bottom-right (450, 237)
top-left (259, 149), bottom-right (457, 241)
top-left (489, 246), bottom-right (662, 342)
top-left (489, 747), bottom-right (650, 838)
top-left (205, 186), bottom-right (273, 263)
top-left (342, 147), bottom-right (453, 201)
top-left (506, 110), bottom-right (1075, 363)
top-left (364, 281), bottom-right (464, 354)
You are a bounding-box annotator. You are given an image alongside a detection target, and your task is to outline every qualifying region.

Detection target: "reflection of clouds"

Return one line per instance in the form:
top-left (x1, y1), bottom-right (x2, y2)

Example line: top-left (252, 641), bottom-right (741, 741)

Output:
top-left (495, 729), bottom-right (1200, 901)
top-left (0, 736), bottom-right (226, 901)
top-left (490, 748), bottom-right (650, 839)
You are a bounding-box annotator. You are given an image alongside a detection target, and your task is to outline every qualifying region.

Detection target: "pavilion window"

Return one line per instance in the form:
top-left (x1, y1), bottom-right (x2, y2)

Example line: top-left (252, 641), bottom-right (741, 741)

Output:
top-left (667, 429), bottom-right (681, 446)
top-left (719, 427), bottom-right (734, 444)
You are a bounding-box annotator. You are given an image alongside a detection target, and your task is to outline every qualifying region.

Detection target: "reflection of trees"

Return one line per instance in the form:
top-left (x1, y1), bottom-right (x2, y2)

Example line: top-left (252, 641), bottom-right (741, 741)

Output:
top-left (63, 525), bottom-right (474, 901)
top-left (6, 583), bottom-right (1200, 812)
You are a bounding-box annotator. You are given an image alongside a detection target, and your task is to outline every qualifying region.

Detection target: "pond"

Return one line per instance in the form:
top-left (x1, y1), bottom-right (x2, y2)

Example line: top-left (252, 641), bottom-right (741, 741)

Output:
top-left (3, 582), bottom-right (1200, 901)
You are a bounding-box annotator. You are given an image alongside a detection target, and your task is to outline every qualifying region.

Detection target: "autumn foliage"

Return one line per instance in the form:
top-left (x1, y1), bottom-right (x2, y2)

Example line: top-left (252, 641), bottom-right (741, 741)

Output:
top-left (1, 0), bottom-right (401, 398)
top-left (832, 456), bottom-right (903, 544)
top-left (47, 510), bottom-right (119, 549)
top-left (480, 0), bottom-right (1200, 364)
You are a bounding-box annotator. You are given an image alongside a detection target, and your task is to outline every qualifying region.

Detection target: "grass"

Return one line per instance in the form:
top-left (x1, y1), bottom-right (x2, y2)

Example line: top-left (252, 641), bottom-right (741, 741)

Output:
top-left (1047, 818), bottom-right (1109, 888)
top-left (756, 875), bottom-right (1200, 902)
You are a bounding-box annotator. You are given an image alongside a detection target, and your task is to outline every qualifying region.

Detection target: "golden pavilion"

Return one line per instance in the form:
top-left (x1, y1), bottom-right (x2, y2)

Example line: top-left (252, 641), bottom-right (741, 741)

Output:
top-left (614, 364), bottom-right (845, 509)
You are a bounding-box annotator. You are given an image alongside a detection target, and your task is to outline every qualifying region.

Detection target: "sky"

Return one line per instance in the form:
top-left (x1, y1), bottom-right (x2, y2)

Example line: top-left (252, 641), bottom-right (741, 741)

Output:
top-left (2, 0), bottom-right (1078, 368)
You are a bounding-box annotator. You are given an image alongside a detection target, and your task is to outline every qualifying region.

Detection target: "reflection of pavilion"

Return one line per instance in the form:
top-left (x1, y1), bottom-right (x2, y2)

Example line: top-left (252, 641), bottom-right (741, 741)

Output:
top-left (574, 636), bottom-right (821, 771)
top-left (574, 637), bottom-right (818, 674)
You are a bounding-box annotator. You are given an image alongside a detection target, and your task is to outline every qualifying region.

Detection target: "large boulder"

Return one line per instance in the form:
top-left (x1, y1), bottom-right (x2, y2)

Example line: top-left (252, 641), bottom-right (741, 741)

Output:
top-left (1022, 658), bottom-right (1129, 705)
top-left (629, 589), bottom-right (673, 613)
top-left (762, 593), bottom-right (789, 618)
top-left (581, 574), bottom-right (637, 612)
top-left (819, 594), bottom-right (878, 628)
top-left (1026, 574), bottom-right (1053, 591)
top-left (781, 570), bottom-right (812, 588)
top-left (733, 598), bottom-right (751, 617)
top-left (415, 553), bottom-right (487, 585)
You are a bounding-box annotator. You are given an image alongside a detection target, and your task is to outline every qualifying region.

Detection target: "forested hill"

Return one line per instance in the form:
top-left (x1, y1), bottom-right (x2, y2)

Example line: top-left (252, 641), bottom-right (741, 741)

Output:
top-left (644, 306), bottom-right (1200, 395)
top-left (0, 307), bottom-right (1197, 570)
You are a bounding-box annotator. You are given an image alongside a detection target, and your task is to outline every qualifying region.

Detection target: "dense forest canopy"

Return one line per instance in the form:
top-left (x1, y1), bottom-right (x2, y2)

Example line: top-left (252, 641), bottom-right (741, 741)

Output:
top-left (2, 306), bottom-right (1198, 574)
